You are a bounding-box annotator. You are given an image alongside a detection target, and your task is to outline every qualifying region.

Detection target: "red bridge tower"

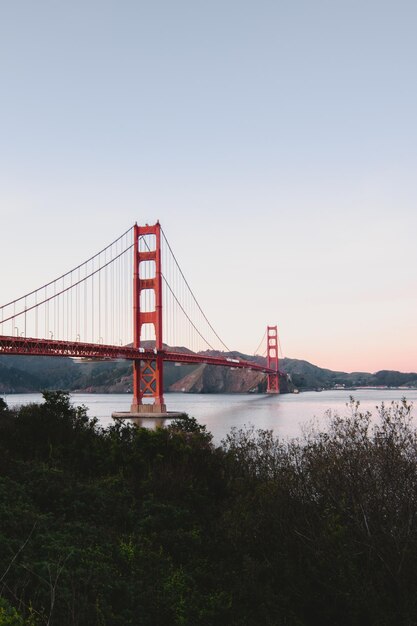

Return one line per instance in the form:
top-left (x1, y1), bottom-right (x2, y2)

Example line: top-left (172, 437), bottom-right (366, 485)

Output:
top-left (266, 325), bottom-right (279, 393)
top-left (131, 222), bottom-right (165, 413)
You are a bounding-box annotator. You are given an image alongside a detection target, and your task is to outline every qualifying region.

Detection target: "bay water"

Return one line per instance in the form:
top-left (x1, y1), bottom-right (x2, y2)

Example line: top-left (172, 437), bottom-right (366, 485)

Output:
top-left (4, 389), bottom-right (417, 444)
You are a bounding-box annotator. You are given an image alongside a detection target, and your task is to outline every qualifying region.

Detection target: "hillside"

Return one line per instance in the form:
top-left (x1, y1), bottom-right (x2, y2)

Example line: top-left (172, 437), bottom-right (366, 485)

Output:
top-left (0, 353), bottom-right (416, 394)
top-left (282, 358), bottom-right (417, 390)
top-left (0, 355), bottom-right (197, 394)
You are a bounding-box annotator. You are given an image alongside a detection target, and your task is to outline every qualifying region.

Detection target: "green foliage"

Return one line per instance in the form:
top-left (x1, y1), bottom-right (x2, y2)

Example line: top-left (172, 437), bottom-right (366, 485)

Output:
top-left (1, 393), bottom-right (417, 624)
top-left (0, 598), bottom-right (24, 626)
top-left (168, 415), bottom-right (212, 440)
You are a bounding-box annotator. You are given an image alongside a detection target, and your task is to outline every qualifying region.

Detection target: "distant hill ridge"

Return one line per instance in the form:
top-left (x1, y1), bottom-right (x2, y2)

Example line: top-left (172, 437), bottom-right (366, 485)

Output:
top-left (0, 352), bottom-right (416, 394)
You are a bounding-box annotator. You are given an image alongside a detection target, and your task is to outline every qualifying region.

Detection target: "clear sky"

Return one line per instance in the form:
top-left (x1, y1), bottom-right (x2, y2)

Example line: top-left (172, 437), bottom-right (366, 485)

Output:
top-left (1, 0), bottom-right (416, 373)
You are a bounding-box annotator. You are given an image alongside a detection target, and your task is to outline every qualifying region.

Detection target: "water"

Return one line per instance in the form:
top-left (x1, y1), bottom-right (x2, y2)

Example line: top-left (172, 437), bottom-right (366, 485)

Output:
top-left (4, 389), bottom-right (417, 444)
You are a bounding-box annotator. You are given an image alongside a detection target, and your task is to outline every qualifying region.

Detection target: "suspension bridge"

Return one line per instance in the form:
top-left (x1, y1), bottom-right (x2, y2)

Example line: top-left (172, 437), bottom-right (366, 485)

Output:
top-left (0, 222), bottom-right (282, 416)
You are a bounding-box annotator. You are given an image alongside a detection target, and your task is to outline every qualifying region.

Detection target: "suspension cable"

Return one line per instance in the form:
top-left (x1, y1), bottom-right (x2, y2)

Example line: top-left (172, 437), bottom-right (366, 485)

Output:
top-left (161, 276), bottom-right (216, 351)
top-left (0, 245), bottom-right (133, 325)
top-left (160, 227), bottom-right (230, 351)
top-left (0, 226), bottom-right (134, 310)
top-left (139, 231), bottom-right (227, 352)
top-left (254, 329), bottom-right (267, 356)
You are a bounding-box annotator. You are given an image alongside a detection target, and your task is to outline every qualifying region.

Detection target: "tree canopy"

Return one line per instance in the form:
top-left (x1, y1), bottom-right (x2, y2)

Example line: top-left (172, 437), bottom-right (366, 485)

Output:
top-left (0, 392), bottom-right (417, 625)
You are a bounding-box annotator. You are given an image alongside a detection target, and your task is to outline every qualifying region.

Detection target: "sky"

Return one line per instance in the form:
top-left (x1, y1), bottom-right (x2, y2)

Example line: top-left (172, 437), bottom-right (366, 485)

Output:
top-left (1, 0), bottom-right (416, 373)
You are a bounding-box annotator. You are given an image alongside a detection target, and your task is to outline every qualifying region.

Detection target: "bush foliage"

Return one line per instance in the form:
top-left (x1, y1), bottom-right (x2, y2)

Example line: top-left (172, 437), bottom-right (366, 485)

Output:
top-left (1, 392), bottom-right (417, 624)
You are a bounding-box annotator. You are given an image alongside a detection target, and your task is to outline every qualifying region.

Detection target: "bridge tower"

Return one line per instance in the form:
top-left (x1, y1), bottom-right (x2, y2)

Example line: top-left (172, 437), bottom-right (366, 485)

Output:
top-left (131, 221), bottom-right (166, 413)
top-left (266, 325), bottom-right (279, 393)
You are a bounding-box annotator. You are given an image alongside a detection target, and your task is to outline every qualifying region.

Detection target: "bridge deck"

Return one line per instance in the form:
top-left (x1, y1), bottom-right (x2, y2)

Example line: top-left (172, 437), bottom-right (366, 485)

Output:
top-left (0, 335), bottom-right (279, 376)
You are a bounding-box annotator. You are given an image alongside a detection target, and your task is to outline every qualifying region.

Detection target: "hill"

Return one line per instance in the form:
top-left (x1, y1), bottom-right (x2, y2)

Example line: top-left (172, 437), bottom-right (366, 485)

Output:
top-left (282, 358), bottom-right (417, 390)
top-left (0, 353), bottom-right (416, 394)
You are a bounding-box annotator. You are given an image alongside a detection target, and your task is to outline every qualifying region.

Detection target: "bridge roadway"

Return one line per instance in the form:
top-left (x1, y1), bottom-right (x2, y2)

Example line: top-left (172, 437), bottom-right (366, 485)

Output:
top-left (0, 335), bottom-right (279, 376)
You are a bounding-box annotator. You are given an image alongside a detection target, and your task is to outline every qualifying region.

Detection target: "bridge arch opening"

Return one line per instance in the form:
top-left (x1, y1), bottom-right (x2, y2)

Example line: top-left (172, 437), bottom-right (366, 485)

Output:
top-left (139, 234), bottom-right (156, 253)
top-left (139, 260), bottom-right (156, 279)
top-left (139, 322), bottom-right (156, 343)
top-left (140, 289), bottom-right (156, 313)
